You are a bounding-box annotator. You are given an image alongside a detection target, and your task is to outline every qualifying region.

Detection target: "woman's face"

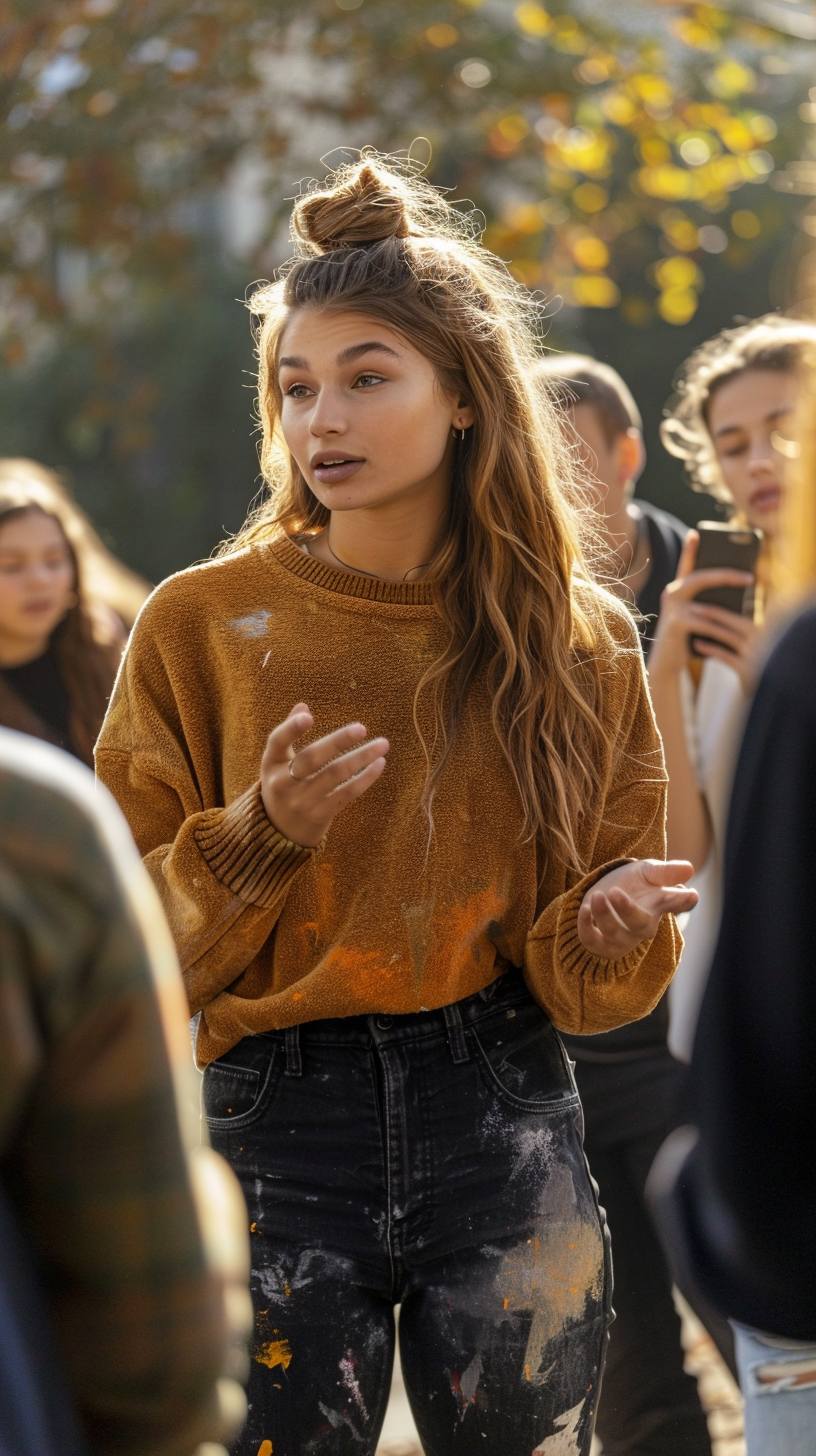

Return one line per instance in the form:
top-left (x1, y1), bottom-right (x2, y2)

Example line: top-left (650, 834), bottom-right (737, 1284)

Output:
top-left (278, 309), bottom-right (473, 518)
top-left (0, 508), bottom-right (75, 654)
top-left (707, 367), bottom-right (800, 539)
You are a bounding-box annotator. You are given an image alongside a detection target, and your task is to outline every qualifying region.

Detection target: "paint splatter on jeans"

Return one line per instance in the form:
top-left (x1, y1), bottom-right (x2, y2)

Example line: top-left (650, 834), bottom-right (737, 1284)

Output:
top-left (205, 971), bottom-right (612, 1455)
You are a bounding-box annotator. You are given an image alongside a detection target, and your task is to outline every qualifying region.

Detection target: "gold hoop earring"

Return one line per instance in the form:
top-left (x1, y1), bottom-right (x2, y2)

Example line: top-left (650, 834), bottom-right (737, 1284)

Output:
top-left (454, 426), bottom-right (466, 441)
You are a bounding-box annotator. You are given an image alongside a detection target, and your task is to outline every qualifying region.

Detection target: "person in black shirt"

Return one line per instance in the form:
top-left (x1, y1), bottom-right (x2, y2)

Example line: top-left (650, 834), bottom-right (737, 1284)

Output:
top-left (0, 459), bottom-right (148, 764)
top-left (536, 354), bottom-right (733, 1456)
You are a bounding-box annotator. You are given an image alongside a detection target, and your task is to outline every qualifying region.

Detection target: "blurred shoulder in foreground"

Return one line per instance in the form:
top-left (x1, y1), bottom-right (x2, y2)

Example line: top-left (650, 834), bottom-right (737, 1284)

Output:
top-left (0, 727), bottom-right (250, 1456)
top-left (649, 602), bottom-right (816, 1342)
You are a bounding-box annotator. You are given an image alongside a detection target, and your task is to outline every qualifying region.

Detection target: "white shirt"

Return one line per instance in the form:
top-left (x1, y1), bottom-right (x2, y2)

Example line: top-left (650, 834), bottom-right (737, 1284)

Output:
top-left (668, 657), bottom-right (748, 1061)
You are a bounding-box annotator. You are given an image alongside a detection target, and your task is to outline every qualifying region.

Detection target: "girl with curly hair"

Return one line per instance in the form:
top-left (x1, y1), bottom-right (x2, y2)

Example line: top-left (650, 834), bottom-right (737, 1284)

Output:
top-left (97, 156), bottom-right (694, 1456)
top-left (651, 314), bottom-right (816, 1057)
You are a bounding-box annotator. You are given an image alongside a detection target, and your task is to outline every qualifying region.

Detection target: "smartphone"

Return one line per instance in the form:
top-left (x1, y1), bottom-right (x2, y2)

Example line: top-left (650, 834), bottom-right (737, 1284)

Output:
top-left (690, 521), bottom-right (762, 657)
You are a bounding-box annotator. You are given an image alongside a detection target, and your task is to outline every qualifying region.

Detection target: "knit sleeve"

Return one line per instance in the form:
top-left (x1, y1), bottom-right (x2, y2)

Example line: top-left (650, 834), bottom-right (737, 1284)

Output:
top-left (96, 613), bottom-right (315, 1017)
top-left (523, 630), bottom-right (682, 1035)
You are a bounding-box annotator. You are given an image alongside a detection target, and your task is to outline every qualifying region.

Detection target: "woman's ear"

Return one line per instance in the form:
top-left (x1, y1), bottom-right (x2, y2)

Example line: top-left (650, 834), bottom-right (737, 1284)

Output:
top-left (452, 399), bottom-right (476, 432)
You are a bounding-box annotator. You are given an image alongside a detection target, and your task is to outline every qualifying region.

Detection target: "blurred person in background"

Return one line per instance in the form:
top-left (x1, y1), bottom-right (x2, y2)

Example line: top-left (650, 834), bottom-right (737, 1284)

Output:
top-left (0, 728), bottom-right (251, 1455)
top-left (650, 314), bottom-right (816, 1060)
top-left (537, 354), bottom-right (727, 1456)
top-left (649, 338), bottom-right (816, 1454)
top-left (97, 157), bottom-right (695, 1456)
top-left (0, 459), bottom-right (148, 764)
top-left (535, 354), bottom-right (688, 649)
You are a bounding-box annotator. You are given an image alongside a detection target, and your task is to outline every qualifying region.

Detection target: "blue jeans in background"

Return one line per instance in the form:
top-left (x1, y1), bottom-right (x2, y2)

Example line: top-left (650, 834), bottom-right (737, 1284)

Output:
top-left (734, 1323), bottom-right (816, 1455)
top-left (205, 971), bottom-right (612, 1456)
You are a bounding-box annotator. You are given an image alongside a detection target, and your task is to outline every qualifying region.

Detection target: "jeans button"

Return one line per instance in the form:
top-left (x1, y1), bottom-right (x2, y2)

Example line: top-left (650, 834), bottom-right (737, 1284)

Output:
top-left (377, 1016), bottom-right (393, 1030)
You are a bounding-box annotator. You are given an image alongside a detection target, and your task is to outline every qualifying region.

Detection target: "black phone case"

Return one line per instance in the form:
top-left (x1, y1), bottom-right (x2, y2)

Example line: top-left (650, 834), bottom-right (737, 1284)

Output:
top-left (690, 522), bottom-right (761, 658)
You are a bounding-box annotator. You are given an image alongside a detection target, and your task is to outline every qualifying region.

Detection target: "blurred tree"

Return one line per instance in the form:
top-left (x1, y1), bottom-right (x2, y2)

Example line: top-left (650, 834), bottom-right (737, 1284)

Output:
top-left (0, 0), bottom-right (813, 575)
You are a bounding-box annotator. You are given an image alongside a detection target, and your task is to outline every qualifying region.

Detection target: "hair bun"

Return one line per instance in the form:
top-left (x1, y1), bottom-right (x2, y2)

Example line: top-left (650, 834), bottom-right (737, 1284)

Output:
top-left (292, 160), bottom-right (414, 254)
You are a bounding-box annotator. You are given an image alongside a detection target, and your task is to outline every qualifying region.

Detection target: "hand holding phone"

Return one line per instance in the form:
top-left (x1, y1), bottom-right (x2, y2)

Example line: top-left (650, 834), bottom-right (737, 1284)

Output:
top-left (689, 522), bottom-right (762, 656)
top-left (649, 526), bottom-right (762, 693)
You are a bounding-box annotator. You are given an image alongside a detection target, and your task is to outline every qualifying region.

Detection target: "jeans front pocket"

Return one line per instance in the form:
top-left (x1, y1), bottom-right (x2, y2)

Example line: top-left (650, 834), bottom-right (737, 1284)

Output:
top-left (203, 1034), bottom-right (280, 1129)
top-left (471, 1001), bottom-right (581, 1114)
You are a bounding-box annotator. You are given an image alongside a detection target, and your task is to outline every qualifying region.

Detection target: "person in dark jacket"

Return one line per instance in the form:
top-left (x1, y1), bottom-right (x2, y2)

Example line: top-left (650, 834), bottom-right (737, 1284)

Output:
top-left (650, 598), bottom-right (816, 1453)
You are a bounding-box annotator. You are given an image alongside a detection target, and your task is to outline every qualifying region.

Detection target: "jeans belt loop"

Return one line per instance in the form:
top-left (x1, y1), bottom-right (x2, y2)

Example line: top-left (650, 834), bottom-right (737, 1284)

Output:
top-left (284, 1024), bottom-right (303, 1077)
top-left (443, 1002), bottom-right (471, 1065)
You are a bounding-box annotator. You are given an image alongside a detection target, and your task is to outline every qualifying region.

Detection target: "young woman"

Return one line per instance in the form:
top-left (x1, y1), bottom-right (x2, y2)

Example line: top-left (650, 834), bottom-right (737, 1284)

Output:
top-left (0, 458), bottom-right (148, 764)
top-left (652, 315), bottom-right (816, 1058)
top-left (97, 158), bottom-right (694, 1456)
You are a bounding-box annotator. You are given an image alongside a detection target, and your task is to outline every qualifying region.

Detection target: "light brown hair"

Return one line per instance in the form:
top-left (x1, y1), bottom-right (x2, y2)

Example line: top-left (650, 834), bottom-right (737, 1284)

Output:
top-left (227, 155), bottom-right (625, 870)
top-left (0, 459), bottom-right (150, 762)
top-left (534, 353), bottom-right (642, 445)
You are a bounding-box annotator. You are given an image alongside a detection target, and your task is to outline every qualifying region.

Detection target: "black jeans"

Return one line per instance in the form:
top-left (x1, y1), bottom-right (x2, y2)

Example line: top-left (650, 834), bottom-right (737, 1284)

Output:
top-left (205, 973), bottom-right (612, 1456)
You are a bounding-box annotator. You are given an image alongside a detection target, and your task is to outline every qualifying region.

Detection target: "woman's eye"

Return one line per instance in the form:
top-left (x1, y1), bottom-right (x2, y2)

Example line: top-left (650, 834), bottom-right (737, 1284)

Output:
top-left (284, 383), bottom-right (312, 399)
top-left (354, 373), bottom-right (385, 389)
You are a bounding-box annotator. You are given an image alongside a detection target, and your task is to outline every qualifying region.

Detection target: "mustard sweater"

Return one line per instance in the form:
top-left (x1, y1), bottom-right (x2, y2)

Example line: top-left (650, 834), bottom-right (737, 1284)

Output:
top-left (96, 535), bottom-right (680, 1066)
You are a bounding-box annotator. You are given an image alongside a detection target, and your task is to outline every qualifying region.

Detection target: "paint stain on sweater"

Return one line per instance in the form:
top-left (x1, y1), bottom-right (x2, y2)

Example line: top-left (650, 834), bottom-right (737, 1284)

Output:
top-left (231, 609), bottom-right (272, 638)
top-left (254, 1338), bottom-right (293, 1371)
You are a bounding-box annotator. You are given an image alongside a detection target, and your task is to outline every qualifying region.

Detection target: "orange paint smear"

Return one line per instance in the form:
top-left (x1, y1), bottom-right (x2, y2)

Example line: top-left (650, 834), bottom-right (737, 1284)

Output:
top-left (254, 1338), bottom-right (293, 1371)
top-left (257, 1443), bottom-right (274, 1456)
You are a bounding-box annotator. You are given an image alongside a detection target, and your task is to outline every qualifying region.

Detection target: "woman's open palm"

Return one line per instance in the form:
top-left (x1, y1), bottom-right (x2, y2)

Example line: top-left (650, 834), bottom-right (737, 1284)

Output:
top-left (577, 859), bottom-right (697, 960)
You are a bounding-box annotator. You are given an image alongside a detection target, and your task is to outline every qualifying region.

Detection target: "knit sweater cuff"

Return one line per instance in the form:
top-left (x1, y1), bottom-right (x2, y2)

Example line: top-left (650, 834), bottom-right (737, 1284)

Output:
top-left (193, 782), bottom-right (314, 909)
top-left (553, 863), bottom-right (651, 982)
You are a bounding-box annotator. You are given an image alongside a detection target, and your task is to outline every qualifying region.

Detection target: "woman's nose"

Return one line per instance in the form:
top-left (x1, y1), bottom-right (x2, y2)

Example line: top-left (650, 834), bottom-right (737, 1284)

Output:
top-left (309, 390), bottom-right (347, 437)
top-left (747, 440), bottom-right (777, 474)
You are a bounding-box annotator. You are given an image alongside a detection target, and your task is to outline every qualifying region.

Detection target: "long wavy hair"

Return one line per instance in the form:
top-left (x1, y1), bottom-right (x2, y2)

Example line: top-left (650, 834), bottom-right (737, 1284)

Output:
top-left (660, 313), bottom-right (816, 506)
top-left (0, 459), bottom-right (150, 763)
top-left (225, 155), bottom-right (622, 870)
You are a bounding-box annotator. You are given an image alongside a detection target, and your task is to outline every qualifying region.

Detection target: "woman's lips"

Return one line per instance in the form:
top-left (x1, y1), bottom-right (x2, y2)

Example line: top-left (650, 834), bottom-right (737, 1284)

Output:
top-left (312, 459), bottom-right (364, 485)
top-left (22, 599), bottom-right (58, 615)
top-left (750, 484), bottom-right (782, 513)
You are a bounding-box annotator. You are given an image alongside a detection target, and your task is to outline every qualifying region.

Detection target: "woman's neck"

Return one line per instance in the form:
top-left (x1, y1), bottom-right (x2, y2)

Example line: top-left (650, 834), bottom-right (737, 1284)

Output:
top-left (0, 633), bottom-right (51, 669)
top-left (307, 504), bottom-right (447, 583)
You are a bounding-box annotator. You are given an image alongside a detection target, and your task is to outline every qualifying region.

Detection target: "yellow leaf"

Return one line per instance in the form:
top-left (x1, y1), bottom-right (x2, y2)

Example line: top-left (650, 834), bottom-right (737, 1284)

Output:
top-left (515, 3), bottom-right (551, 38)
top-left (425, 24), bottom-right (458, 48)
top-left (602, 92), bottom-right (637, 126)
top-left (731, 209), bottom-right (760, 238)
top-left (658, 287), bottom-right (699, 325)
top-left (708, 60), bottom-right (756, 99)
top-left (572, 274), bottom-right (620, 308)
top-left (654, 255), bottom-right (702, 289)
top-left (573, 182), bottom-right (608, 213)
top-left (572, 235), bottom-right (609, 269)
top-left (497, 113), bottom-right (531, 143)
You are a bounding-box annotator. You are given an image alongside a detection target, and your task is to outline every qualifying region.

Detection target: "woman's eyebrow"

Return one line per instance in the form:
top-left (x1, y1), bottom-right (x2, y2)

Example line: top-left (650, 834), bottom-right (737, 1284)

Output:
top-left (278, 342), bottom-right (399, 372)
top-left (336, 341), bottom-right (400, 365)
top-left (714, 404), bottom-right (793, 438)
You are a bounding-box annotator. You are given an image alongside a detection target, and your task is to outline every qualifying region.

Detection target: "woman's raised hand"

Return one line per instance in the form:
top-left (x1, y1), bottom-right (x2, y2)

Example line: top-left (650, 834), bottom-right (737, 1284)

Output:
top-left (649, 530), bottom-right (758, 692)
top-left (577, 859), bottom-right (697, 960)
top-left (261, 703), bottom-right (390, 848)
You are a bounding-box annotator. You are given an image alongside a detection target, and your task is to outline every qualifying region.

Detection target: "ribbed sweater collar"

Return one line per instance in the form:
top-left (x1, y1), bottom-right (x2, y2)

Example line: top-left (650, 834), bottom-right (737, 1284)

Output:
top-left (269, 533), bottom-right (436, 608)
